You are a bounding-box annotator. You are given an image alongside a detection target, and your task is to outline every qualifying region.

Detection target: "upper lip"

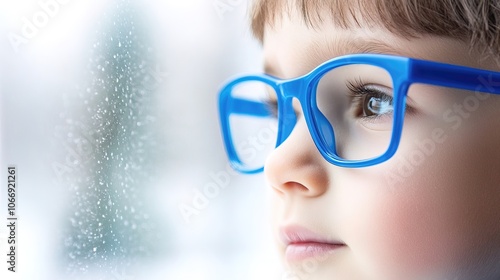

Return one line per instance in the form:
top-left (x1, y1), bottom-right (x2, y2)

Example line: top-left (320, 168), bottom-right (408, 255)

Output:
top-left (279, 224), bottom-right (345, 246)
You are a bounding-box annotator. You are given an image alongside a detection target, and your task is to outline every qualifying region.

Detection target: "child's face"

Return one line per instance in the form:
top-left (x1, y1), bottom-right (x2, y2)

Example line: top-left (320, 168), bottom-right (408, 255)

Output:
top-left (263, 9), bottom-right (500, 280)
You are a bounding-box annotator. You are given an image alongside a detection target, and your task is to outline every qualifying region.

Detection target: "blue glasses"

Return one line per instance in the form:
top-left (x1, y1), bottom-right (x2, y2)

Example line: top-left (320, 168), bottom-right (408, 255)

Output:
top-left (218, 54), bottom-right (500, 173)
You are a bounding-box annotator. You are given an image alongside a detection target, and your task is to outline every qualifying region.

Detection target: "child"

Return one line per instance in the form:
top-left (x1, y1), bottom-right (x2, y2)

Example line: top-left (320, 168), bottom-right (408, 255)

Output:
top-left (218, 0), bottom-right (500, 279)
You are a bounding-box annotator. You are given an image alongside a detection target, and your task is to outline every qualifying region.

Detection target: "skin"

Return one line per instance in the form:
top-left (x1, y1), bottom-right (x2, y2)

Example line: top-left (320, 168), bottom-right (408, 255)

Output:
top-left (262, 8), bottom-right (500, 280)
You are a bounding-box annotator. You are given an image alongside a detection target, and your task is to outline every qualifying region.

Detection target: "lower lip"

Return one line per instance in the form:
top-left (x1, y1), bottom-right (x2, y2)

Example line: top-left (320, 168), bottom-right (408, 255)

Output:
top-left (285, 242), bottom-right (345, 262)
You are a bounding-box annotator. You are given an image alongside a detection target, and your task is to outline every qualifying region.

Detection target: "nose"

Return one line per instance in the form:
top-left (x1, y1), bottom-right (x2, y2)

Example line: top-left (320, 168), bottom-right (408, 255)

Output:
top-left (264, 117), bottom-right (330, 198)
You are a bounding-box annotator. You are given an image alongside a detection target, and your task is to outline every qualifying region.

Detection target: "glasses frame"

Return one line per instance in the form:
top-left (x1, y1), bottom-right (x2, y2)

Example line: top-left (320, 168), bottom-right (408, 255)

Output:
top-left (219, 53), bottom-right (500, 174)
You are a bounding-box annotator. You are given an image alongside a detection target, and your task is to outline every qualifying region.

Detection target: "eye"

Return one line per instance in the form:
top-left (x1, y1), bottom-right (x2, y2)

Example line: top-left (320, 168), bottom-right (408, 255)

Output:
top-left (348, 81), bottom-right (394, 119)
top-left (262, 97), bottom-right (279, 117)
top-left (363, 90), bottom-right (393, 117)
top-left (262, 96), bottom-right (302, 119)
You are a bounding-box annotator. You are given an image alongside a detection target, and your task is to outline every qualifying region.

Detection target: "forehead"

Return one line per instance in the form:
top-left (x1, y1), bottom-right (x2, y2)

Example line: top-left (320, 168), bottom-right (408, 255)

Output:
top-left (261, 10), bottom-right (474, 79)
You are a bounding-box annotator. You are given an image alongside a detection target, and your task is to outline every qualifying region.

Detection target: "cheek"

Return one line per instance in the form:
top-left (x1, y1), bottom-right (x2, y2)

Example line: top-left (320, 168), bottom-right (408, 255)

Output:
top-left (342, 115), bottom-right (500, 278)
top-left (342, 172), bottom-right (463, 278)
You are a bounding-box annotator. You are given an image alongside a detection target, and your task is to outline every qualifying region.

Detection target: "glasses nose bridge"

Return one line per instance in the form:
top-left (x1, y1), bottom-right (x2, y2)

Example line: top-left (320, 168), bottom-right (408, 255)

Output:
top-left (278, 78), bottom-right (307, 101)
top-left (273, 78), bottom-right (310, 146)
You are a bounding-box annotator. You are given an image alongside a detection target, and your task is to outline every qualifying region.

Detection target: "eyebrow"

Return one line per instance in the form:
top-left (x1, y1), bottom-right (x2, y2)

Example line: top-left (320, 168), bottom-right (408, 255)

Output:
top-left (264, 37), bottom-right (406, 77)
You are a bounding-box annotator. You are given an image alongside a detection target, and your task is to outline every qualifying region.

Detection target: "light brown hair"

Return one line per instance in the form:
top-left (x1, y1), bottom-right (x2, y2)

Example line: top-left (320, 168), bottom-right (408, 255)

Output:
top-left (251, 0), bottom-right (500, 57)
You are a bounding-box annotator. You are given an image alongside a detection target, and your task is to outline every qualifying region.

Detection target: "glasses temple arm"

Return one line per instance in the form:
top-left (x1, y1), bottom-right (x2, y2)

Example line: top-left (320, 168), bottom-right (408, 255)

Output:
top-left (229, 97), bottom-right (273, 117)
top-left (410, 60), bottom-right (500, 94)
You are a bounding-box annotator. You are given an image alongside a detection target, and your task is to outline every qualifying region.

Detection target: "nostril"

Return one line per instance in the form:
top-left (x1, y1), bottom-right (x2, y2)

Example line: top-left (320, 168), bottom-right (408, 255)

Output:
top-left (270, 181), bottom-right (310, 197)
top-left (282, 181), bottom-right (310, 193)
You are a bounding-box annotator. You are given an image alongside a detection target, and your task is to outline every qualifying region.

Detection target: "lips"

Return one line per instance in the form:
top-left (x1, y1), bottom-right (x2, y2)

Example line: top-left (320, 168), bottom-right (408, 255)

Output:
top-left (280, 225), bottom-right (346, 262)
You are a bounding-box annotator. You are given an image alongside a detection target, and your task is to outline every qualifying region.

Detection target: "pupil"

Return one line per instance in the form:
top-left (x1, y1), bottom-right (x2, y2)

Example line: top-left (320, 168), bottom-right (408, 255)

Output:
top-left (366, 96), bottom-right (383, 116)
top-left (364, 94), bottom-right (392, 117)
top-left (368, 97), bottom-right (383, 113)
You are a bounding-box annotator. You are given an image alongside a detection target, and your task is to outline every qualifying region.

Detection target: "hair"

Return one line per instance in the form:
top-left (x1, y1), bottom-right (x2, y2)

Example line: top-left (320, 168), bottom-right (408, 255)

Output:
top-left (250, 0), bottom-right (500, 57)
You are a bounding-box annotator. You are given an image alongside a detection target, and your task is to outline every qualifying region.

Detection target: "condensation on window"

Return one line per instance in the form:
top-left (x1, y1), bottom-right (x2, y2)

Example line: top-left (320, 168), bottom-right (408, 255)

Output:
top-left (53, 1), bottom-right (168, 278)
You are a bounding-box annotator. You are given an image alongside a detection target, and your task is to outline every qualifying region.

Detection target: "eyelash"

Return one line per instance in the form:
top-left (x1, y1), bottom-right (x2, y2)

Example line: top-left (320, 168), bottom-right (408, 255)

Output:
top-left (261, 79), bottom-right (411, 120)
top-left (263, 98), bottom-right (279, 117)
top-left (262, 95), bottom-right (303, 118)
